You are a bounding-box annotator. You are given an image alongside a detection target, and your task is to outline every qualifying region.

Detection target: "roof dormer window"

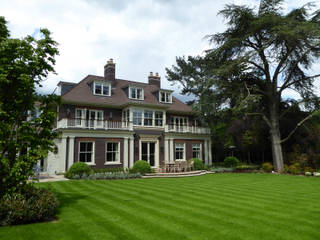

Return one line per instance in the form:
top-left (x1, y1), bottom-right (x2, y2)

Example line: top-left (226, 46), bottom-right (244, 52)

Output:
top-left (159, 91), bottom-right (172, 103)
top-left (94, 82), bottom-right (111, 96)
top-left (129, 86), bottom-right (144, 100)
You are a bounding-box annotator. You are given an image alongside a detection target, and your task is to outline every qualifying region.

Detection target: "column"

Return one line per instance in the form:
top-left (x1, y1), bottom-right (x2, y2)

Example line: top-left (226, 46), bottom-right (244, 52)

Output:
top-left (68, 136), bottom-right (75, 169)
top-left (204, 139), bottom-right (209, 165)
top-left (208, 139), bottom-right (212, 165)
top-left (60, 137), bottom-right (67, 173)
top-left (165, 138), bottom-right (169, 163)
top-left (169, 139), bottom-right (174, 163)
top-left (123, 137), bottom-right (129, 169)
top-left (129, 137), bottom-right (134, 168)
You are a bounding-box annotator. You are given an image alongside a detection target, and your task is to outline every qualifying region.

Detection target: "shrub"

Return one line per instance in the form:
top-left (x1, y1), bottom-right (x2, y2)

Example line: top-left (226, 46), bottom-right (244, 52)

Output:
top-left (92, 168), bottom-right (125, 173)
top-left (190, 158), bottom-right (205, 170)
top-left (284, 164), bottom-right (289, 173)
top-left (314, 172), bottom-right (320, 177)
top-left (65, 162), bottom-right (92, 178)
top-left (262, 162), bottom-right (273, 172)
top-left (305, 172), bottom-right (312, 176)
top-left (304, 166), bottom-right (315, 173)
top-left (70, 172), bottom-right (142, 180)
top-left (0, 186), bottom-right (59, 226)
top-left (130, 160), bottom-right (152, 175)
top-left (224, 156), bottom-right (240, 167)
top-left (211, 167), bottom-right (234, 173)
top-left (288, 163), bottom-right (301, 175)
top-left (235, 165), bottom-right (259, 171)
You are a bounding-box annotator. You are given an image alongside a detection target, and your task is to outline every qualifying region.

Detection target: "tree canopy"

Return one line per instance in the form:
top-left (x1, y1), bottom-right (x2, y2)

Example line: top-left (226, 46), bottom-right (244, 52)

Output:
top-left (0, 17), bottom-right (60, 196)
top-left (166, 0), bottom-right (320, 172)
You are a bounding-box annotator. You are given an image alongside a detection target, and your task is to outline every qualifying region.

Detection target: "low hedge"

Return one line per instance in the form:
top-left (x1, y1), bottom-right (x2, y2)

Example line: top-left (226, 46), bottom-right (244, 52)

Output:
top-left (0, 186), bottom-right (59, 226)
top-left (65, 162), bottom-right (92, 178)
top-left (262, 162), bottom-right (273, 172)
top-left (92, 168), bottom-right (125, 173)
top-left (70, 172), bottom-right (141, 180)
top-left (235, 165), bottom-right (259, 171)
top-left (191, 158), bottom-right (206, 170)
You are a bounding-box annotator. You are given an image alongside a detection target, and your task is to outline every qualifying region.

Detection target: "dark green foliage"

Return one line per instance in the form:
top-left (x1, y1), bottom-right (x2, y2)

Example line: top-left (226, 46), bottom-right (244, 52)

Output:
top-left (65, 162), bottom-right (92, 178)
top-left (191, 158), bottom-right (206, 170)
top-left (70, 172), bottom-right (141, 180)
top-left (235, 164), bottom-right (259, 170)
top-left (166, 1), bottom-right (320, 172)
top-left (288, 163), bottom-right (301, 175)
top-left (130, 160), bottom-right (152, 175)
top-left (224, 156), bottom-right (240, 167)
top-left (0, 186), bottom-right (59, 226)
top-left (262, 162), bottom-right (274, 172)
top-left (0, 17), bottom-right (60, 197)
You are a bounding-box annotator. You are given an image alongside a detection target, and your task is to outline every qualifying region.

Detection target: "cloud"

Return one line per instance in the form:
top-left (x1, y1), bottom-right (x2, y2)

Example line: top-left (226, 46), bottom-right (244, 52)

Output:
top-left (0, 0), bottom-right (319, 101)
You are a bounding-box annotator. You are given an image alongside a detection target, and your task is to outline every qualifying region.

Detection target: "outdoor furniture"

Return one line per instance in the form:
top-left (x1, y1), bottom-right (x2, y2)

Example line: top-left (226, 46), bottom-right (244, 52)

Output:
top-left (187, 160), bottom-right (194, 172)
top-left (179, 161), bottom-right (188, 172)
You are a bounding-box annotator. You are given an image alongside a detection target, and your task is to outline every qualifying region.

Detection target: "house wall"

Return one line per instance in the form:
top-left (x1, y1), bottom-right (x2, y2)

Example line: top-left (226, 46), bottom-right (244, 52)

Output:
top-left (74, 137), bottom-right (124, 168)
top-left (174, 139), bottom-right (205, 162)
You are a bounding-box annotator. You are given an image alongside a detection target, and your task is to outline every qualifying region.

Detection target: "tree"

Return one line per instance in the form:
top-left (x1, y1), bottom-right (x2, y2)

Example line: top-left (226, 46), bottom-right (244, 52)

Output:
top-left (0, 17), bottom-right (60, 197)
top-left (166, 0), bottom-right (320, 172)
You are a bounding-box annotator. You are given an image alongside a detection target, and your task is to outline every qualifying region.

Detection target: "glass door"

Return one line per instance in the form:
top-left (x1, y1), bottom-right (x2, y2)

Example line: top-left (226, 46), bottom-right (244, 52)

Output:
top-left (141, 142), bottom-right (156, 167)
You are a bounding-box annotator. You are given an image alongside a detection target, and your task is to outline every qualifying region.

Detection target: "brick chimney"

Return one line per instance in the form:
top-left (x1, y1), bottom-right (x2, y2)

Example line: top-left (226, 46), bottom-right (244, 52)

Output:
top-left (104, 58), bottom-right (115, 81)
top-left (148, 72), bottom-right (160, 88)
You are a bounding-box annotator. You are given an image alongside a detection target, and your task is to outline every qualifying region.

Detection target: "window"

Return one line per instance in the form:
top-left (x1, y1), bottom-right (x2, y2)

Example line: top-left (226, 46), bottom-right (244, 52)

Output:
top-left (192, 143), bottom-right (201, 159)
top-left (75, 109), bottom-right (83, 126)
top-left (130, 87), bottom-right (143, 100)
top-left (94, 82), bottom-right (111, 96)
top-left (30, 107), bottom-right (41, 120)
top-left (106, 142), bottom-right (120, 163)
top-left (133, 110), bottom-right (142, 125)
top-left (144, 110), bottom-right (153, 126)
top-left (175, 143), bottom-right (185, 161)
top-left (155, 111), bottom-right (163, 126)
top-left (159, 91), bottom-right (172, 103)
top-left (79, 142), bottom-right (94, 164)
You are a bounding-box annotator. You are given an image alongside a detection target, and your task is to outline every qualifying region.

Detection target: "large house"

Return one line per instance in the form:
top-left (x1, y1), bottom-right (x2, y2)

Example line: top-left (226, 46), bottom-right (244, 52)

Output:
top-left (45, 59), bottom-right (212, 174)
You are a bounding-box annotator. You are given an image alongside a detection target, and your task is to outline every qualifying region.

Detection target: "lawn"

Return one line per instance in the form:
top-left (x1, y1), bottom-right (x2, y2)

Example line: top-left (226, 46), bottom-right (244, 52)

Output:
top-left (1, 173), bottom-right (320, 240)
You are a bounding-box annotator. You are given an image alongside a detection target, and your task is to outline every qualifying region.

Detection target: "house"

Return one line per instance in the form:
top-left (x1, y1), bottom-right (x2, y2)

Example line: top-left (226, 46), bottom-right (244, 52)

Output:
top-left (45, 59), bottom-right (212, 174)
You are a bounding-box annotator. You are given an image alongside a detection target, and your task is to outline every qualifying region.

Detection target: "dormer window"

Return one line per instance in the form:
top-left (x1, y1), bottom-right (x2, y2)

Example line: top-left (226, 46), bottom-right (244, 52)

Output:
top-left (94, 82), bottom-right (111, 96)
top-left (159, 91), bottom-right (172, 103)
top-left (129, 86), bottom-right (144, 100)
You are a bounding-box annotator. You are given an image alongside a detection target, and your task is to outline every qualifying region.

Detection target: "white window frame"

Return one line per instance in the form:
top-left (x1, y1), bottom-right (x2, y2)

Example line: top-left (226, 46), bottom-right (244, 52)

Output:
top-left (93, 81), bottom-right (111, 96)
top-left (155, 111), bottom-right (163, 127)
top-left (144, 110), bottom-right (153, 126)
top-left (133, 110), bottom-right (143, 125)
top-left (78, 141), bottom-right (95, 165)
top-left (192, 143), bottom-right (202, 159)
top-left (105, 141), bottom-right (121, 165)
top-left (175, 142), bottom-right (185, 161)
top-left (130, 108), bottom-right (165, 127)
top-left (159, 91), bottom-right (172, 103)
top-left (129, 86), bottom-right (144, 100)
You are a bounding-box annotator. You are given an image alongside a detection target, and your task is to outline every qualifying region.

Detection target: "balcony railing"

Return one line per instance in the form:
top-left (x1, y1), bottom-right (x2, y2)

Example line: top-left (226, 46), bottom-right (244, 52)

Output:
top-left (57, 118), bottom-right (133, 130)
top-left (165, 124), bottom-right (211, 134)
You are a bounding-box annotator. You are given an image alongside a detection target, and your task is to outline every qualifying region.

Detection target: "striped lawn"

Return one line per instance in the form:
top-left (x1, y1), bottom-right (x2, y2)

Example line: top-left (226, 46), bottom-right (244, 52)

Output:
top-left (1, 174), bottom-right (320, 240)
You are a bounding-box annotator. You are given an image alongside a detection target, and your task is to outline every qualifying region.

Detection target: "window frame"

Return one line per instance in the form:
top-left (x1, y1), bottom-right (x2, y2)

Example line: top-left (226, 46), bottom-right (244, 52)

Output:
top-left (133, 110), bottom-right (142, 125)
top-left (192, 143), bottom-right (202, 159)
top-left (93, 81), bottom-right (111, 96)
top-left (105, 141), bottom-right (121, 164)
top-left (78, 141), bottom-right (95, 165)
top-left (155, 111), bottom-right (163, 127)
top-left (129, 86), bottom-right (144, 100)
top-left (159, 91), bottom-right (172, 103)
top-left (144, 110), bottom-right (153, 126)
top-left (175, 142), bottom-right (185, 161)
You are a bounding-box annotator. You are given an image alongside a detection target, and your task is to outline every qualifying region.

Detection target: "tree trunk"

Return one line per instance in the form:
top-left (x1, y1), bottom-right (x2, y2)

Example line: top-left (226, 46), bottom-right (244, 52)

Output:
top-left (269, 103), bottom-right (284, 173)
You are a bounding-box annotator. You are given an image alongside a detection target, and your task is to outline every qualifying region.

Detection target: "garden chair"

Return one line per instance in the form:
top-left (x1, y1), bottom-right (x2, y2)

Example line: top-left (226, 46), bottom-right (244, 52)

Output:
top-left (187, 160), bottom-right (194, 172)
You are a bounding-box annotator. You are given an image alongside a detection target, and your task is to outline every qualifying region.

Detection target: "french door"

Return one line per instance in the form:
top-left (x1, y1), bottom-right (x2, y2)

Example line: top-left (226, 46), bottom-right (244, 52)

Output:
top-left (173, 117), bottom-right (188, 132)
top-left (141, 142), bottom-right (155, 167)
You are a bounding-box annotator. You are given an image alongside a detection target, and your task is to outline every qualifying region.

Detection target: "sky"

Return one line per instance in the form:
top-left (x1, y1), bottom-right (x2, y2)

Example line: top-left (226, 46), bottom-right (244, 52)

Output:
top-left (1, 0), bottom-right (320, 101)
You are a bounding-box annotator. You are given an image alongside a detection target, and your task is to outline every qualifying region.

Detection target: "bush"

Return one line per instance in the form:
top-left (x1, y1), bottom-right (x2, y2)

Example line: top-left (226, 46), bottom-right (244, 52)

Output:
top-left (262, 162), bottom-right (273, 172)
top-left (305, 172), bottom-right (312, 176)
top-left (304, 166), bottom-right (315, 173)
top-left (190, 158), bottom-right (205, 170)
top-left (224, 156), bottom-right (240, 167)
top-left (65, 162), bottom-right (92, 178)
top-left (70, 172), bottom-right (141, 180)
top-left (211, 167), bottom-right (234, 173)
top-left (130, 160), bottom-right (152, 175)
top-left (288, 163), bottom-right (301, 175)
top-left (235, 165), bottom-right (259, 171)
top-left (0, 186), bottom-right (59, 226)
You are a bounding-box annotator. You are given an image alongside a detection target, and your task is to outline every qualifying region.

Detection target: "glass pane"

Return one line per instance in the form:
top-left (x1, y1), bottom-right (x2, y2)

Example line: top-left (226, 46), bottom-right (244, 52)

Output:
top-left (95, 84), bottom-right (102, 94)
top-left (80, 142), bottom-right (86, 152)
top-left (142, 143), bottom-right (148, 155)
top-left (131, 88), bottom-right (136, 98)
top-left (87, 142), bottom-right (92, 152)
top-left (137, 89), bottom-right (142, 99)
top-left (107, 142), bottom-right (112, 151)
top-left (86, 153), bottom-right (92, 162)
top-left (106, 152), bottom-right (112, 162)
top-left (103, 85), bottom-right (109, 95)
top-left (76, 109), bottom-right (82, 118)
top-left (79, 153), bottom-right (86, 162)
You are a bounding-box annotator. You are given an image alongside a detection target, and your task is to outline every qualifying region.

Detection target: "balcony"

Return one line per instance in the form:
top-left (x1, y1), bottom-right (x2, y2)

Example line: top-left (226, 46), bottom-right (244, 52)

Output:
top-left (57, 118), bottom-right (133, 131)
top-left (165, 124), bottom-right (211, 134)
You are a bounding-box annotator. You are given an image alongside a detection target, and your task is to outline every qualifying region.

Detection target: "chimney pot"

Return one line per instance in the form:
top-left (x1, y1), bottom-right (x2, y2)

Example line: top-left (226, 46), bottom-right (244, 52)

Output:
top-left (148, 71), bottom-right (160, 88)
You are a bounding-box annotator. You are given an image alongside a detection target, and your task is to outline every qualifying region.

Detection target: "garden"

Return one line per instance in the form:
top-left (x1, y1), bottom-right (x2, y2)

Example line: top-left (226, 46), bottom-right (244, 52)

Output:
top-left (1, 173), bottom-right (320, 240)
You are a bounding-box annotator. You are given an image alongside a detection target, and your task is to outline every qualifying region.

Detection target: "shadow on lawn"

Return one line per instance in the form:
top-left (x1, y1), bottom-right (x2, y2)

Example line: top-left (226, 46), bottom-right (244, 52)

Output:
top-left (53, 191), bottom-right (88, 215)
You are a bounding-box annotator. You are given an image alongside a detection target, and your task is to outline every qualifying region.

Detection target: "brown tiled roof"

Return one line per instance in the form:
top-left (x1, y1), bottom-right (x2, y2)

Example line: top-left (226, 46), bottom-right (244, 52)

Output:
top-left (62, 75), bottom-right (193, 114)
